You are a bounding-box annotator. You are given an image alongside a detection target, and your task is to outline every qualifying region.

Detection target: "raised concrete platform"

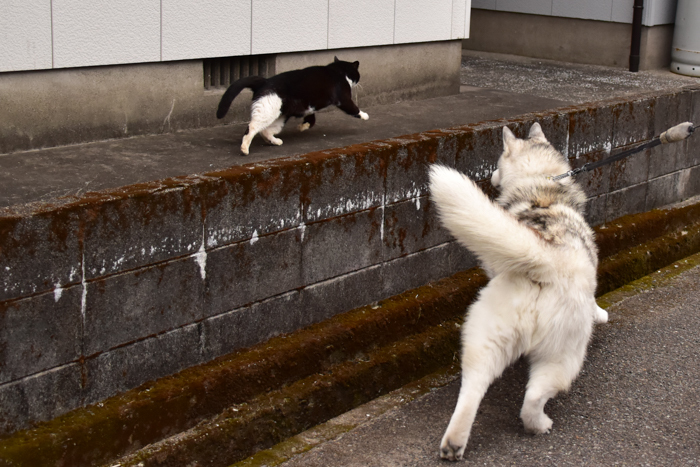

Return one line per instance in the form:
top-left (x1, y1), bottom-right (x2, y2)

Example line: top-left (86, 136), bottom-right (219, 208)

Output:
top-left (2, 52), bottom-right (700, 465)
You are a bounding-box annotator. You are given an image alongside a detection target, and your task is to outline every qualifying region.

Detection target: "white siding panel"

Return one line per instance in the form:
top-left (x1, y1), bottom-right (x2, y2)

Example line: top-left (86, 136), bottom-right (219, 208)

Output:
top-left (464, 0), bottom-right (472, 38)
top-left (496, 0), bottom-right (552, 16)
top-left (52, 0), bottom-right (160, 68)
top-left (252, 0), bottom-right (328, 54)
top-left (328, 0), bottom-right (394, 49)
top-left (162, 0), bottom-right (251, 60)
top-left (395, 0), bottom-right (453, 44)
top-left (0, 0), bottom-right (52, 72)
top-left (452, 0), bottom-right (466, 39)
top-left (552, 0), bottom-right (613, 21)
top-left (611, 0), bottom-right (634, 23)
top-left (472, 0), bottom-right (496, 9)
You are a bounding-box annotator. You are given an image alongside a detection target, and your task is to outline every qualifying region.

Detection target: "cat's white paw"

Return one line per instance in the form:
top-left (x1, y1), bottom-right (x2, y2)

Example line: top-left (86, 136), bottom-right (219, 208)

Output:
top-left (240, 144), bottom-right (250, 155)
top-left (439, 431), bottom-right (468, 461)
top-left (359, 111), bottom-right (369, 120)
top-left (268, 136), bottom-right (283, 146)
top-left (594, 305), bottom-right (608, 324)
top-left (298, 122), bottom-right (311, 132)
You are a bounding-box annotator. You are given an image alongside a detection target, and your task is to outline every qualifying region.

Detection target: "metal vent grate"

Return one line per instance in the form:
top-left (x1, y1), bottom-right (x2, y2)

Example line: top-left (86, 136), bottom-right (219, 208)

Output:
top-left (203, 55), bottom-right (274, 89)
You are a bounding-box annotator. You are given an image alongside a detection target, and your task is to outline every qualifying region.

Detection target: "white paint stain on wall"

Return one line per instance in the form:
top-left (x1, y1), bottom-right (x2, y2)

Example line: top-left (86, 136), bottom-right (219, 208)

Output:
top-left (81, 252), bottom-right (87, 321)
top-left (308, 191), bottom-right (382, 221)
top-left (53, 283), bottom-right (63, 302)
top-left (207, 211), bottom-right (300, 249)
top-left (194, 243), bottom-right (207, 280)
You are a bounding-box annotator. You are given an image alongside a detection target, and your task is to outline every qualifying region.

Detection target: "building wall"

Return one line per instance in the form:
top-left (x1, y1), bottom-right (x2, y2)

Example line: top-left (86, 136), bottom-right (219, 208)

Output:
top-left (0, 0), bottom-right (472, 73)
top-left (470, 0), bottom-right (676, 25)
top-left (464, 0), bottom-right (678, 69)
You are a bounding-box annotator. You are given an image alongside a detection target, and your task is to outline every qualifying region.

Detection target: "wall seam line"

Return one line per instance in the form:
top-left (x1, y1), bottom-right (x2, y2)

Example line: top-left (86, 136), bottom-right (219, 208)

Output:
top-left (160, 0), bottom-right (163, 61)
top-left (327, 0), bottom-right (330, 49)
top-left (393, 0), bottom-right (396, 43)
top-left (50, 0), bottom-right (55, 68)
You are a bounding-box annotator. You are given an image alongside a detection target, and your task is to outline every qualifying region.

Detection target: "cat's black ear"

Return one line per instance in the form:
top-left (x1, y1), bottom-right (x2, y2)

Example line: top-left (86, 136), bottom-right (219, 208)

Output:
top-left (334, 56), bottom-right (339, 62)
top-left (353, 61), bottom-right (359, 69)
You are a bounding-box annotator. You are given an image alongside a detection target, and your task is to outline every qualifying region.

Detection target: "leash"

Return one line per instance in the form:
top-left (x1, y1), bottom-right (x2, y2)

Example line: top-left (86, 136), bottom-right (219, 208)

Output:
top-left (550, 122), bottom-right (697, 181)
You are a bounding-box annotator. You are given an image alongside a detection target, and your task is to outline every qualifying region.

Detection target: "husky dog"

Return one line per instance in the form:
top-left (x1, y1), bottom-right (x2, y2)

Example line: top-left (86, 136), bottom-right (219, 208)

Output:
top-left (216, 57), bottom-right (368, 155)
top-left (428, 123), bottom-right (608, 461)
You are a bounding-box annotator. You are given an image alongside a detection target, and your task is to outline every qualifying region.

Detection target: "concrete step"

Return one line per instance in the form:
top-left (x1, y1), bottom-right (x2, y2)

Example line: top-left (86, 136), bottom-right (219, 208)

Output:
top-left (2, 197), bottom-right (700, 466)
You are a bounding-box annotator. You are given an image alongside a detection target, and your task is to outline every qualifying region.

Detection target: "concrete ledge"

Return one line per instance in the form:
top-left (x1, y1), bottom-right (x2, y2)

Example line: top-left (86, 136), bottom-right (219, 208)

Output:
top-left (2, 198), bottom-right (700, 466)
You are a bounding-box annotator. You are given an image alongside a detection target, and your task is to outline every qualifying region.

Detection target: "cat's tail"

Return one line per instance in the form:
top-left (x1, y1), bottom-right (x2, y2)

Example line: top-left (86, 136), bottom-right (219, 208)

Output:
top-left (429, 165), bottom-right (555, 280)
top-left (216, 76), bottom-right (268, 119)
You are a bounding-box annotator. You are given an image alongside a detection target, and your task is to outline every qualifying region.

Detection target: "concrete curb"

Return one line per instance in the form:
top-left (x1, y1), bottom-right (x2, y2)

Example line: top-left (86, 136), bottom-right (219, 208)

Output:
top-left (2, 198), bottom-right (700, 467)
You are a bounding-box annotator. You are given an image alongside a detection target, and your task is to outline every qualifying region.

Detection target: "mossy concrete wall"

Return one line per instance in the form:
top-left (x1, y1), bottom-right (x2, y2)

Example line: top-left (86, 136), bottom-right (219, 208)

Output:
top-left (1, 88), bottom-right (700, 437)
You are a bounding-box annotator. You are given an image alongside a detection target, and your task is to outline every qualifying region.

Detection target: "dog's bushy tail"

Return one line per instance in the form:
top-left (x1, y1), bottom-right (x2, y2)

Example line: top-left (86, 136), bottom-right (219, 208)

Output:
top-left (216, 76), bottom-right (268, 119)
top-left (429, 165), bottom-right (554, 279)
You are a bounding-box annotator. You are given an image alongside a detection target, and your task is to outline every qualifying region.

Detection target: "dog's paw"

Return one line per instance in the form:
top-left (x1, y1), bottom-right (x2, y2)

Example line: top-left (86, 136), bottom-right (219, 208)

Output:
top-left (359, 111), bottom-right (369, 120)
top-left (523, 412), bottom-right (553, 435)
top-left (594, 305), bottom-right (609, 324)
top-left (240, 144), bottom-right (250, 155)
top-left (440, 433), bottom-right (467, 461)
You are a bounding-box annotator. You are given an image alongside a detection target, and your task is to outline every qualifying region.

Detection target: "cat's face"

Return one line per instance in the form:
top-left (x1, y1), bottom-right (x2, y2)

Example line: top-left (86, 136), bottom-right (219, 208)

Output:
top-left (333, 56), bottom-right (361, 86)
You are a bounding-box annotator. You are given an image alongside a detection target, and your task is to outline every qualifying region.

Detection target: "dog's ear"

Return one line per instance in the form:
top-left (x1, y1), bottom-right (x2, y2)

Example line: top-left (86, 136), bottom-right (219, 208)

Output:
top-left (528, 123), bottom-right (547, 143)
top-left (503, 126), bottom-right (517, 152)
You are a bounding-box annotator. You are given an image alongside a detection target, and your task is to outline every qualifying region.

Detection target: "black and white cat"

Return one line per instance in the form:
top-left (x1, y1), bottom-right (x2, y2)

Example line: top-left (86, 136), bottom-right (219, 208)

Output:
top-left (216, 57), bottom-right (369, 155)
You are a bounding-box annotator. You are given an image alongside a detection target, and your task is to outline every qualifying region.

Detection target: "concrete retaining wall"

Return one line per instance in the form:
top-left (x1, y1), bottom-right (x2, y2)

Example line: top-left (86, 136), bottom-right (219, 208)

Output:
top-left (1, 88), bottom-right (700, 436)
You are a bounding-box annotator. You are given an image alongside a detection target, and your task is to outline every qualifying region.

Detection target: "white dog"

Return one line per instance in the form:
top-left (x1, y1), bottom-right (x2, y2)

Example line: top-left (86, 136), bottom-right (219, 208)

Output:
top-left (429, 123), bottom-right (608, 461)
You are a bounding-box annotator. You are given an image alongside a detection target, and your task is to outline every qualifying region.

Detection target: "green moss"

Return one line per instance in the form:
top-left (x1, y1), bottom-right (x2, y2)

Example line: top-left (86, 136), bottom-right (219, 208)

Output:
top-left (597, 250), bottom-right (700, 311)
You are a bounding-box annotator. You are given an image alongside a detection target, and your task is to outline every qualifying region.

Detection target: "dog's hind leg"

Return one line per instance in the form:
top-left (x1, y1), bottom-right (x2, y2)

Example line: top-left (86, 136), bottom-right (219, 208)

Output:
top-left (520, 356), bottom-right (583, 434)
top-left (440, 300), bottom-right (520, 461)
top-left (439, 365), bottom-right (492, 461)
